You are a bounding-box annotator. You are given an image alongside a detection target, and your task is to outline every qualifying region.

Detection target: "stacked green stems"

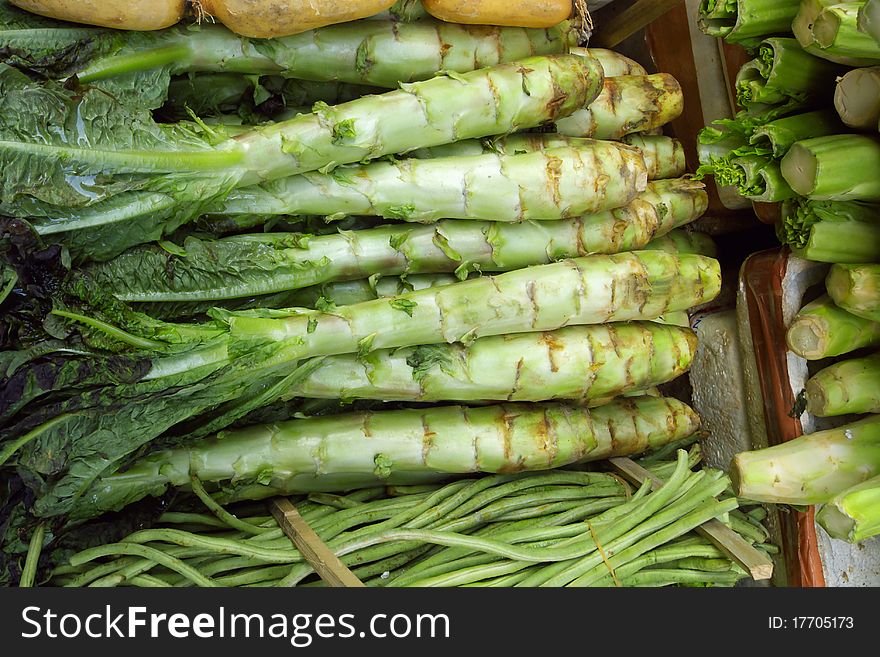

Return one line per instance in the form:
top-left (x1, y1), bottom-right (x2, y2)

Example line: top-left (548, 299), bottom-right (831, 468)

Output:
top-left (827, 263), bottom-right (880, 322)
top-left (861, 0), bottom-right (880, 42)
top-left (91, 179), bottom-right (705, 305)
top-left (812, 3), bottom-right (880, 62)
top-left (732, 415), bottom-right (880, 504)
top-left (698, 0), bottom-right (802, 48)
top-left (787, 295), bottom-right (880, 359)
top-left (817, 475), bottom-right (880, 542)
top-left (734, 38), bottom-right (845, 108)
top-left (554, 74), bottom-right (684, 139)
top-left (835, 67), bottom-right (880, 129)
top-left (781, 135), bottom-right (880, 201)
top-left (7, 249), bottom-right (720, 523)
top-left (805, 353), bottom-right (880, 416)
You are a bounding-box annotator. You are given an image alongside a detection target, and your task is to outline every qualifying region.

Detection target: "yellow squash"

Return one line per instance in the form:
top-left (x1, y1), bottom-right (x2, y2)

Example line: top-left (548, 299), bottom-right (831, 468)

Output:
top-left (10, 0), bottom-right (185, 30)
top-left (198, 0), bottom-right (398, 38)
top-left (422, 0), bottom-right (572, 27)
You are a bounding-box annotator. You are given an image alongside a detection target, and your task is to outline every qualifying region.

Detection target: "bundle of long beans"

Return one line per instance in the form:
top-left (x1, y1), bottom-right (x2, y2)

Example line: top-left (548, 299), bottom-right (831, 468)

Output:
top-left (40, 448), bottom-right (775, 588)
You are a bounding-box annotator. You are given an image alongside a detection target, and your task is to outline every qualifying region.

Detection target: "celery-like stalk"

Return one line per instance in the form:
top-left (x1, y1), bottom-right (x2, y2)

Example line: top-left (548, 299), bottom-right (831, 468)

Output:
top-left (780, 197), bottom-right (880, 262)
top-left (795, 0), bottom-right (880, 65)
top-left (817, 475), bottom-right (880, 542)
top-left (786, 294), bottom-right (880, 359)
top-left (734, 38), bottom-right (845, 108)
top-left (699, 0), bottom-right (801, 48)
top-left (834, 66), bottom-right (880, 129)
top-left (812, 3), bottom-right (880, 62)
top-left (805, 352), bottom-right (880, 416)
top-left (732, 415), bottom-right (880, 504)
top-left (781, 135), bottom-right (880, 201)
top-left (860, 0), bottom-right (880, 43)
top-left (827, 263), bottom-right (880, 322)
top-left (750, 110), bottom-right (844, 158)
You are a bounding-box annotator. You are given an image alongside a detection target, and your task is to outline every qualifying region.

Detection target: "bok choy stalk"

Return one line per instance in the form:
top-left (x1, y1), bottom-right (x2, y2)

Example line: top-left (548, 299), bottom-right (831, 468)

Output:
top-left (0, 9), bottom-right (575, 106)
top-left (787, 294), bottom-right (880, 359)
top-left (0, 53), bottom-right (603, 261)
top-left (795, 0), bottom-right (880, 65)
top-left (698, 0), bottom-right (801, 48)
top-left (811, 2), bottom-right (880, 63)
top-left (76, 396), bottom-right (702, 514)
top-left (827, 263), bottom-right (880, 321)
top-left (214, 143), bottom-right (648, 224)
top-left (805, 352), bottom-right (880, 416)
top-left (732, 415), bottom-right (880, 504)
top-left (89, 179), bottom-right (705, 306)
top-left (834, 67), bottom-right (880, 130)
top-left (817, 475), bottom-right (880, 542)
top-left (777, 198), bottom-right (880, 263)
top-left (734, 38), bottom-right (845, 109)
top-left (781, 135), bottom-right (880, 201)
top-left (861, 0), bottom-right (880, 42)
top-left (2, 252), bottom-right (722, 522)
top-left (554, 74), bottom-right (684, 139)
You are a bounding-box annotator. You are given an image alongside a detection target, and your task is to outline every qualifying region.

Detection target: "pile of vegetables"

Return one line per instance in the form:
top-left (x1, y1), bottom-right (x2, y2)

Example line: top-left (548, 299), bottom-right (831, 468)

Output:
top-left (39, 446), bottom-right (776, 588)
top-left (698, 0), bottom-right (880, 545)
top-left (0, 0), bottom-right (737, 587)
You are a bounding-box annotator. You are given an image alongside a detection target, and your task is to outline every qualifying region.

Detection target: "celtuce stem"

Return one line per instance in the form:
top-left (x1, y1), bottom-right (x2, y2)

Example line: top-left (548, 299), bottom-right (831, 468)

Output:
top-left (786, 295), bottom-right (880, 359)
top-left (805, 353), bottom-right (880, 416)
top-left (732, 415), bottom-right (880, 504)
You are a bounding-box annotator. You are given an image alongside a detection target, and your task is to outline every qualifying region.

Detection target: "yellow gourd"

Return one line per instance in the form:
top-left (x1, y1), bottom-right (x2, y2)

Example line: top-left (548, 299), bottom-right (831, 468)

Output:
top-left (9, 0), bottom-right (185, 30)
top-left (421, 0), bottom-right (572, 28)
top-left (197, 0), bottom-right (398, 38)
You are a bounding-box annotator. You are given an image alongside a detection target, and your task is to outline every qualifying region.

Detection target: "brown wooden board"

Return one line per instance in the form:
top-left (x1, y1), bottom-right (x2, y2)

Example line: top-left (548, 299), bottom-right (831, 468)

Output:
top-left (270, 498), bottom-right (365, 588)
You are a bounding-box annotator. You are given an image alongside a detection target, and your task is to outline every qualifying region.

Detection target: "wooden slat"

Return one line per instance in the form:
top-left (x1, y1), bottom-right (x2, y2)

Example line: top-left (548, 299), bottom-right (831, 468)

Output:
top-left (609, 457), bottom-right (774, 581)
top-left (270, 497), bottom-right (365, 587)
top-left (590, 0), bottom-right (684, 48)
